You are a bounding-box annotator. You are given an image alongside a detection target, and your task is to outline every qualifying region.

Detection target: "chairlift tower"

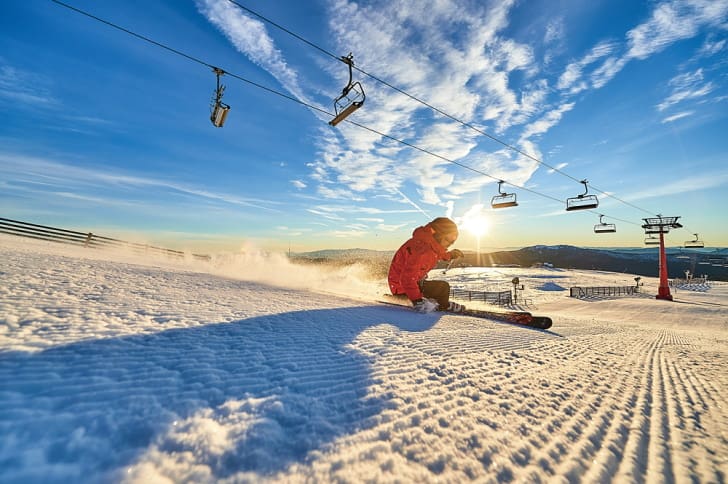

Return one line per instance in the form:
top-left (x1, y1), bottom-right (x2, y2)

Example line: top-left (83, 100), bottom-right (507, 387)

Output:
top-left (642, 216), bottom-right (682, 301)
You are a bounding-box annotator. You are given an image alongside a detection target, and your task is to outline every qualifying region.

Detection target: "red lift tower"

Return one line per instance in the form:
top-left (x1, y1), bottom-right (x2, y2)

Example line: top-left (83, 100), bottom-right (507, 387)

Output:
top-left (642, 216), bottom-right (682, 301)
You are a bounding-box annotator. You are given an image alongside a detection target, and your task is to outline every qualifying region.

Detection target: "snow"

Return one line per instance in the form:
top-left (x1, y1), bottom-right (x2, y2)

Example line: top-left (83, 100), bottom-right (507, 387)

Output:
top-left (1, 234), bottom-right (727, 483)
top-left (535, 282), bottom-right (567, 292)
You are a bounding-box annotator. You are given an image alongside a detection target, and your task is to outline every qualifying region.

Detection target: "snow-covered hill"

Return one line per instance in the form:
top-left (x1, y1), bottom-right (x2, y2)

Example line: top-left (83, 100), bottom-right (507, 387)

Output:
top-left (1, 235), bottom-right (726, 483)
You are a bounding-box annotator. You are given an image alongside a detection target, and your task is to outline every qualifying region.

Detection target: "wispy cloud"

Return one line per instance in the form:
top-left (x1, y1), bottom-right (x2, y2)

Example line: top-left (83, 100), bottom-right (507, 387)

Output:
top-left (0, 63), bottom-right (58, 106)
top-left (520, 102), bottom-right (575, 140)
top-left (312, 0), bottom-right (550, 208)
top-left (662, 111), bottom-right (694, 123)
top-left (548, 162), bottom-right (569, 174)
top-left (0, 152), bottom-right (282, 212)
top-left (195, 0), bottom-right (314, 109)
top-left (198, 0), bottom-right (728, 223)
top-left (657, 68), bottom-right (715, 111)
top-left (625, 0), bottom-right (728, 60)
top-left (376, 222), bottom-right (410, 232)
top-left (544, 17), bottom-right (565, 45)
top-left (697, 38), bottom-right (726, 57)
top-left (627, 171), bottom-right (728, 201)
top-left (557, 41), bottom-right (616, 91)
top-left (558, 1), bottom-right (728, 93)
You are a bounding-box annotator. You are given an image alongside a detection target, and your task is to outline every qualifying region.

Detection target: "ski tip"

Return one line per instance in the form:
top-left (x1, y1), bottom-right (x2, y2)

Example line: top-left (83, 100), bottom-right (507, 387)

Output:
top-left (532, 317), bottom-right (553, 329)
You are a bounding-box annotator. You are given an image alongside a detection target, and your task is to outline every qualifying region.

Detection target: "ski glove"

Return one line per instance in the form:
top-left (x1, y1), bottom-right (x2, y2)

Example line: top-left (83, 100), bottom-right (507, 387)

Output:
top-left (448, 249), bottom-right (464, 259)
top-left (412, 297), bottom-right (439, 313)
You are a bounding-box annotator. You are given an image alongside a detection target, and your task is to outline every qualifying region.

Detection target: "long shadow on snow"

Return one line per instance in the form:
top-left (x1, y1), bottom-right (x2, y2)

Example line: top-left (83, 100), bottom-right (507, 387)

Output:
top-left (0, 305), bottom-right (438, 482)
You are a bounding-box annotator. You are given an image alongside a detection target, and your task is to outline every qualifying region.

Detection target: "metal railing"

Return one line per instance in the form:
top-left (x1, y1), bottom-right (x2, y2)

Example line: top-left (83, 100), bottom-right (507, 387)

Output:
top-left (569, 286), bottom-right (640, 298)
top-left (669, 277), bottom-right (708, 287)
top-left (450, 288), bottom-right (512, 305)
top-left (0, 217), bottom-right (210, 261)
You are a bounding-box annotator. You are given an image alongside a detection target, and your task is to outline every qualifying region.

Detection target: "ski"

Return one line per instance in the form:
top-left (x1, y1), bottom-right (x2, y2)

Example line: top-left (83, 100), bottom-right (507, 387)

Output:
top-left (459, 308), bottom-right (552, 329)
top-left (378, 294), bottom-right (553, 330)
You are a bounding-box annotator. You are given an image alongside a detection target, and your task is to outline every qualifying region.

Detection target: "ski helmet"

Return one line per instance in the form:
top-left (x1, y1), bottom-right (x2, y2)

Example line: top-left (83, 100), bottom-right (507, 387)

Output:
top-left (428, 217), bottom-right (458, 237)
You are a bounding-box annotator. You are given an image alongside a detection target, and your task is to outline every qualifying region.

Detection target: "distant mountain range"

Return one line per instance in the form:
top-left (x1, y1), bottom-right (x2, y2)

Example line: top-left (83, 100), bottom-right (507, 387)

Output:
top-left (291, 246), bottom-right (728, 281)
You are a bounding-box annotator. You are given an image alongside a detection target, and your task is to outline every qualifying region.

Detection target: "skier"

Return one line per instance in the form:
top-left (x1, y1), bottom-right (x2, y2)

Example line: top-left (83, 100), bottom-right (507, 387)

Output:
top-left (388, 217), bottom-right (465, 313)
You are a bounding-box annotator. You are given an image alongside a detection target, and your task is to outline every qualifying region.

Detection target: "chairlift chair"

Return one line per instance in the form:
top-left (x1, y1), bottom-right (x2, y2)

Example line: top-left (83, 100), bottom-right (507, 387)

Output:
top-left (210, 67), bottom-right (230, 128)
top-left (644, 226), bottom-right (670, 234)
top-left (329, 54), bottom-right (365, 126)
top-left (684, 233), bottom-right (704, 248)
top-left (491, 180), bottom-right (518, 209)
top-left (594, 214), bottom-right (616, 233)
top-left (566, 180), bottom-right (599, 211)
top-left (644, 235), bottom-right (660, 245)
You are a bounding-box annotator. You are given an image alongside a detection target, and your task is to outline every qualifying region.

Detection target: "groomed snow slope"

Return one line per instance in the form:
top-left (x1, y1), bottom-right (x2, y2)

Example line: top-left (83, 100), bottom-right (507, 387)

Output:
top-left (1, 235), bottom-right (726, 483)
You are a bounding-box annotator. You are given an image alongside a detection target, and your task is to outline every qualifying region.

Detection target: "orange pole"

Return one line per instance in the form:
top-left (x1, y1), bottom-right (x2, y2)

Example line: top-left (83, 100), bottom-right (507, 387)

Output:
top-left (656, 230), bottom-right (673, 301)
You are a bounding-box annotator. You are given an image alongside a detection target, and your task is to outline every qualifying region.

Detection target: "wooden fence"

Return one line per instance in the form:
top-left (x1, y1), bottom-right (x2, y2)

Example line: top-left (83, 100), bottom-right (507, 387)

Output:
top-left (569, 286), bottom-right (640, 298)
top-left (0, 217), bottom-right (210, 261)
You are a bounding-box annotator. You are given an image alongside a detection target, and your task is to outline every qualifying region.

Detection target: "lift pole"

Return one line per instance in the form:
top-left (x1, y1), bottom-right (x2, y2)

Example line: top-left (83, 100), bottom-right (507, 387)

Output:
top-left (642, 216), bottom-right (682, 301)
top-left (657, 229), bottom-right (671, 300)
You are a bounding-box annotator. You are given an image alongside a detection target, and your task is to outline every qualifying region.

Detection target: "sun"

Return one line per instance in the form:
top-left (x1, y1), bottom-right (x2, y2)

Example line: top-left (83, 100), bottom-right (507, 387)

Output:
top-left (459, 204), bottom-right (489, 238)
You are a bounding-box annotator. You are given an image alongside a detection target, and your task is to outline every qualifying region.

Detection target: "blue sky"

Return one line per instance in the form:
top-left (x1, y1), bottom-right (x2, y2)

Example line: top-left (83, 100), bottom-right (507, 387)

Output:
top-left (1, 0), bottom-right (727, 253)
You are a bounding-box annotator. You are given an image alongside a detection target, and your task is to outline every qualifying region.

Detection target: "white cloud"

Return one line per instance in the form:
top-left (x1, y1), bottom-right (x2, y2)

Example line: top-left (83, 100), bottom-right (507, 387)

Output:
top-left (626, 0), bottom-right (728, 60)
top-left (520, 102), bottom-right (575, 140)
top-left (657, 83), bottom-right (714, 111)
top-left (305, 208), bottom-right (346, 222)
top-left (0, 152), bottom-right (282, 212)
top-left (560, 0), bottom-right (728, 94)
top-left (196, 0), bottom-right (313, 109)
top-left (544, 18), bottom-right (565, 44)
top-left (661, 111), bottom-right (694, 123)
top-left (314, 0), bottom-right (551, 208)
top-left (376, 222), bottom-right (409, 232)
top-left (657, 68), bottom-right (715, 111)
top-left (627, 171), bottom-right (728, 201)
top-left (697, 38), bottom-right (726, 56)
top-left (557, 41), bottom-right (616, 90)
top-left (0, 64), bottom-right (58, 106)
top-left (329, 229), bottom-right (367, 238)
top-left (590, 56), bottom-right (629, 89)
top-left (198, 0), bottom-right (728, 223)
top-left (548, 162), bottom-right (569, 174)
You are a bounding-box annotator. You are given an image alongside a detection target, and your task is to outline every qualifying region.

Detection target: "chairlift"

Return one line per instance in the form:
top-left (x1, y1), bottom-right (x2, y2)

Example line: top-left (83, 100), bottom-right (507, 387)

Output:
top-left (566, 180), bottom-right (599, 211)
top-left (644, 226), bottom-right (669, 234)
top-left (644, 235), bottom-right (660, 245)
top-left (491, 180), bottom-right (518, 209)
top-left (684, 233), bottom-right (704, 248)
top-left (210, 67), bottom-right (230, 128)
top-left (329, 53), bottom-right (366, 126)
top-left (594, 214), bottom-right (616, 233)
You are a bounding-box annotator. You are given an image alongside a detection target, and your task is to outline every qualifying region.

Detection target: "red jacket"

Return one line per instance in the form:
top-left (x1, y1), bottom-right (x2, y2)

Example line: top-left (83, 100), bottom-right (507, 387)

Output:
top-left (388, 225), bottom-right (452, 301)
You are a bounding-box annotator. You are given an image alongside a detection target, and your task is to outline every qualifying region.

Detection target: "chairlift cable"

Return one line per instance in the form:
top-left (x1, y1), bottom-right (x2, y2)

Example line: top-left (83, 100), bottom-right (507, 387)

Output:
top-left (225, 0), bottom-right (341, 63)
top-left (48, 0), bottom-right (560, 204)
top-left (223, 0), bottom-right (660, 218)
top-left (46, 0), bottom-right (672, 234)
top-left (49, 0), bottom-right (215, 70)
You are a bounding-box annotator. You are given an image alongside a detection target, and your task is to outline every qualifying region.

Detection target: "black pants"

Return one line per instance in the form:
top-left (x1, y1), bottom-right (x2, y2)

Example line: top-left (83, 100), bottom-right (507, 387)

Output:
top-left (420, 280), bottom-right (451, 310)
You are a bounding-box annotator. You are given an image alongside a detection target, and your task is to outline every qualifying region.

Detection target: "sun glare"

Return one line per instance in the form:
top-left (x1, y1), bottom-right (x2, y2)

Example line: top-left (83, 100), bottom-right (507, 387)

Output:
top-left (460, 205), bottom-right (489, 238)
